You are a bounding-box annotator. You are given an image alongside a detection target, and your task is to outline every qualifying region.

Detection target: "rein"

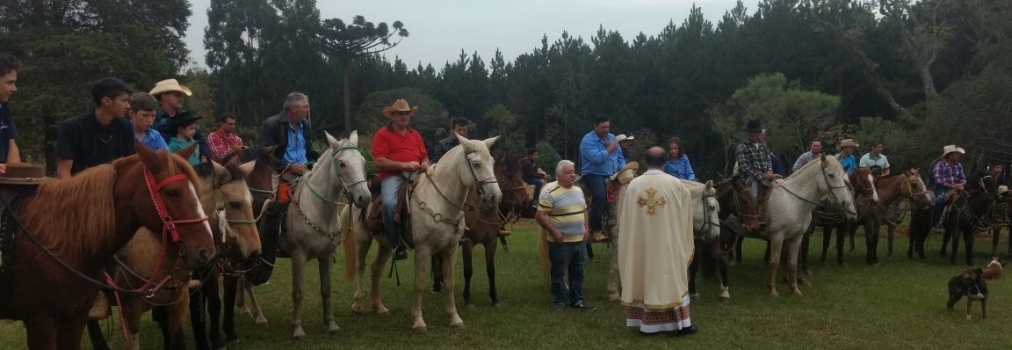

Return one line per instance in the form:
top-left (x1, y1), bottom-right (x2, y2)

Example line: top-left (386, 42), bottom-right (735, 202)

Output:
top-left (4, 166), bottom-right (209, 297)
top-left (779, 164), bottom-right (852, 213)
top-left (293, 144), bottom-right (364, 238)
top-left (416, 149), bottom-right (499, 227)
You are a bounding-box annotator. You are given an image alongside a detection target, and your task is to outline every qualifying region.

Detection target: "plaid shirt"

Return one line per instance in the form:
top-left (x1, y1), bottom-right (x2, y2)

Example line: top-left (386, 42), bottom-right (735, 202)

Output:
top-left (207, 129), bottom-right (244, 162)
top-left (933, 160), bottom-right (966, 188)
top-left (735, 140), bottom-right (771, 181)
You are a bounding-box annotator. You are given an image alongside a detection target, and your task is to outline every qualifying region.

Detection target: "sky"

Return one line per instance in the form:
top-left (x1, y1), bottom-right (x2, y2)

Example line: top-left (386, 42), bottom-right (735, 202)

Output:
top-left (184, 0), bottom-right (743, 70)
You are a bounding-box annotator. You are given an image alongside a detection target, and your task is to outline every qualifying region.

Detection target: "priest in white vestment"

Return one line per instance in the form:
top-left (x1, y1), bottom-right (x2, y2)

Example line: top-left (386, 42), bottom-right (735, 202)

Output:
top-left (618, 146), bottom-right (696, 336)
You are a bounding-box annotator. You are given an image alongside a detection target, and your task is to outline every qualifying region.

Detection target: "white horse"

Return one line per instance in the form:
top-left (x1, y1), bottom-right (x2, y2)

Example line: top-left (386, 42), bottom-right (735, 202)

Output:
top-left (606, 178), bottom-right (721, 300)
top-left (281, 131), bottom-right (371, 339)
top-left (762, 154), bottom-right (857, 296)
top-left (346, 134), bottom-right (501, 331)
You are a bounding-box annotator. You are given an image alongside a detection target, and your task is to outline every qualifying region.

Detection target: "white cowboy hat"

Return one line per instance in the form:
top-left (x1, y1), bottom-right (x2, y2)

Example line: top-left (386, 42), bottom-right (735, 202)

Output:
top-left (941, 145), bottom-right (965, 158)
top-left (382, 99), bottom-right (419, 118)
top-left (999, 185), bottom-right (1009, 195)
top-left (616, 134), bottom-right (634, 142)
top-left (838, 139), bottom-right (859, 148)
top-left (149, 79), bottom-right (192, 97)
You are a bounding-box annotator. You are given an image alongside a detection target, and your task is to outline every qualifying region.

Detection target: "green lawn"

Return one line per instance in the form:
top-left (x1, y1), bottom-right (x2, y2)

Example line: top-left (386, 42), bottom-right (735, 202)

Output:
top-left (2, 220), bottom-right (1010, 349)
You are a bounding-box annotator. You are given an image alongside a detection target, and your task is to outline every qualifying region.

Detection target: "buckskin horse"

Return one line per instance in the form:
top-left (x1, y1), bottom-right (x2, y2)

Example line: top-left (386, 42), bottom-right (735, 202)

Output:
top-left (347, 135), bottom-right (501, 331)
top-left (0, 144), bottom-right (216, 350)
top-left (431, 155), bottom-right (528, 309)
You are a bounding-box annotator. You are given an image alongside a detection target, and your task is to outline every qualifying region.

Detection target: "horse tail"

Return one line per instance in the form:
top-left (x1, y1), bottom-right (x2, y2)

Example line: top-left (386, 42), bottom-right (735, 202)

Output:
top-left (537, 227), bottom-right (551, 283)
top-left (342, 205), bottom-right (358, 281)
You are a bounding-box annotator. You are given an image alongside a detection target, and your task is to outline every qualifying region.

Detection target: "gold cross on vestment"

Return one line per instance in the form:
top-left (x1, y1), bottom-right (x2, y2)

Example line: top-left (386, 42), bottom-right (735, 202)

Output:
top-left (637, 188), bottom-right (666, 216)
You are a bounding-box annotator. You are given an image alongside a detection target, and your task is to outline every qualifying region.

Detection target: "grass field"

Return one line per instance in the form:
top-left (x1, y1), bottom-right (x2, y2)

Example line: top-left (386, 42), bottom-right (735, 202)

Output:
top-left (2, 219), bottom-right (1011, 349)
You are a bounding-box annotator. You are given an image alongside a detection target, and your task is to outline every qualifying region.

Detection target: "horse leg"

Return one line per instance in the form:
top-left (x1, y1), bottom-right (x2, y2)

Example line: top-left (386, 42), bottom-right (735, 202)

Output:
top-left (949, 225), bottom-right (960, 266)
top-left (242, 277), bottom-right (267, 325)
top-left (688, 243), bottom-right (700, 298)
top-left (167, 293), bottom-right (190, 350)
top-left (711, 241), bottom-right (730, 301)
top-left (733, 234), bottom-right (744, 265)
top-left (122, 299), bottom-right (143, 350)
top-left (319, 252), bottom-right (341, 334)
top-left (941, 222), bottom-right (952, 257)
top-left (462, 240), bottom-right (476, 310)
top-left (848, 222), bottom-right (857, 253)
top-left (440, 244), bottom-right (465, 328)
top-left (767, 233), bottom-right (785, 297)
top-left (820, 224), bottom-right (831, 264)
top-left (24, 318), bottom-right (58, 350)
top-left (411, 246), bottom-right (432, 331)
top-left (835, 224), bottom-right (847, 266)
top-left (799, 228), bottom-right (811, 276)
top-left (290, 249), bottom-right (308, 339)
top-left (210, 273), bottom-right (230, 347)
top-left (189, 279), bottom-right (211, 350)
top-left (431, 255), bottom-right (443, 295)
top-left (235, 276), bottom-right (250, 316)
top-left (351, 233), bottom-right (374, 315)
top-left (992, 226), bottom-right (1000, 256)
top-left (886, 221), bottom-right (897, 259)
top-left (486, 239), bottom-right (501, 308)
top-left (606, 235), bottom-right (621, 301)
top-left (866, 220), bottom-right (880, 266)
top-left (85, 320), bottom-right (109, 350)
top-left (370, 244), bottom-right (393, 314)
top-left (53, 317), bottom-right (88, 350)
top-left (787, 237), bottom-right (805, 295)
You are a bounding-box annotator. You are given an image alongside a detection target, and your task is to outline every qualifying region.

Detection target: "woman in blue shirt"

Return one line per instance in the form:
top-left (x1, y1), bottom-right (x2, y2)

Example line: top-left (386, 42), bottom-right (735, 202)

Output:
top-left (664, 137), bottom-right (695, 180)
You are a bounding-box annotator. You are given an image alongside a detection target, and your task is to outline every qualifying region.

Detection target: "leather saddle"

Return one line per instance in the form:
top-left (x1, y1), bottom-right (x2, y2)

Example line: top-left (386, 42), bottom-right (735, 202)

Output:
top-left (362, 176), bottom-right (415, 248)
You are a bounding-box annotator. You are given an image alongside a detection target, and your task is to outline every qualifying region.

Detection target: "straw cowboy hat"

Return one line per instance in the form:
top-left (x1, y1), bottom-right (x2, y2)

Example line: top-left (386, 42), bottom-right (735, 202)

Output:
top-left (149, 79), bottom-right (192, 97)
top-left (941, 145), bottom-right (966, 158)
top-left (616, 134), bottom-right (634, 142)
top-left (382, 99), bottom-right (419, 118)
top-left (838, 139), bottom-right (859, 148)
top-left (745, 119), bottom-right (763, 132)
top-left (609, 161), bottom-right (640, 184)
top-left (0, 163), bottom-right (53, 185)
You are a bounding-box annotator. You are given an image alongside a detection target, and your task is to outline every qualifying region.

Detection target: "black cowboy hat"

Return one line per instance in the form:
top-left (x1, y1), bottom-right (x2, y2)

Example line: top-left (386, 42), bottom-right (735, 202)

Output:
top-left (156, 111), bottom-right (202, 134)
top-left (745, 119), bottom-right (763, 132)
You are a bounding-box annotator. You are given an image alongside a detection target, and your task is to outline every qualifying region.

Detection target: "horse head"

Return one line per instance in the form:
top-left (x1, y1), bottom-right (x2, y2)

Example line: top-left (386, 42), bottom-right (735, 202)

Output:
top-left (222, 146), bottom-right (282, 285)
top-left (819, 154), bottom-right (858, 220)
top-left (213, 160), bottom-right (262, 264)
top-left (453, 133), bottom-right (503, 209)
top-left (323, 130), bottom-right (371, 209)
top-left (700, 180), bottom-right (721, 242)
top-left (902, 168), bottom-right (934, 210)
top-left (134, 141), bottom-right (216, 269)
top-left (850, 167), bottom-right (879, 204)
top-left (495, 154), bottom-right (528, 213)
top-left (724, 179), bottom-right (763, 233)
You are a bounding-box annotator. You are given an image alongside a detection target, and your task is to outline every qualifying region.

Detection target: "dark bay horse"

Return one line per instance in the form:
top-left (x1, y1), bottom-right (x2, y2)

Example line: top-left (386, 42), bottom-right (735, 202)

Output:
top-left (716, 178), bottom-right (763, 266)
top-left (0, 145), bottom-right (216, 350)
top-left (940, 175), bottom-right (997, 266)
top-left (431, 155), bottom-right (528, 309)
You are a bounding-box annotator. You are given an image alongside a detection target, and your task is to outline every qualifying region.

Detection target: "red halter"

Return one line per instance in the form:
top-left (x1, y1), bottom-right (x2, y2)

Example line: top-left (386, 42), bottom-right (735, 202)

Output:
top-left (143, 166), bottom-right (209, 242)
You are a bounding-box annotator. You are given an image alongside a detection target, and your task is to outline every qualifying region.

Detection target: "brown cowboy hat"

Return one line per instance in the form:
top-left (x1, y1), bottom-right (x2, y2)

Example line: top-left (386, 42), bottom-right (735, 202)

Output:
top-left (0, 163), bottom-right (54, 185)
top-left (382, 99), bottom-right (419, 118)
top-left (149, 79), bottom-right (193, 97)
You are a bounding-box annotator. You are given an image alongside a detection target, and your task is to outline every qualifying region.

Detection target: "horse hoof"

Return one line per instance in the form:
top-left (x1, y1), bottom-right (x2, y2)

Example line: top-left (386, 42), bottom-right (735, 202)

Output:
top-left (327, 326), bottom-right (341, 335)
top-left (491, 302), bottom-right (502, 309)
top-left (292, 331), bottom-right (306, 340)
top-left (237, 307), bottom-right (251, 317)
top-left (350, 304), bottom-right (363, 315)
top-left (466, 304), bottom-right (476, 312)
top-left (793, 289), bottom-right (803, 296)
top-left (450, 321), bottom-right (465, 329)
top-left (769, 289), bottom-right (779, 297)
top-left (255, 317), bottom-right (268, 326)
top-left (413, 323), bottom-right (428, 332)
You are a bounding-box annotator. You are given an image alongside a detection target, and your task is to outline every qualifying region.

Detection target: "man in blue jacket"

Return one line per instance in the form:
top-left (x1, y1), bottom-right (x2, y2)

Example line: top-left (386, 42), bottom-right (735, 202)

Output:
top-left (579, 115), bottom-right (621, 242)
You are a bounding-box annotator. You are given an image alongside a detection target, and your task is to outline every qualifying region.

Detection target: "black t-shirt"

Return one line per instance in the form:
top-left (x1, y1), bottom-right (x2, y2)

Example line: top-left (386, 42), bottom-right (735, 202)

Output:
top-left (54, 111), bottom-right (136, 175)
top-left (0, 102), bottom-right (20, 163)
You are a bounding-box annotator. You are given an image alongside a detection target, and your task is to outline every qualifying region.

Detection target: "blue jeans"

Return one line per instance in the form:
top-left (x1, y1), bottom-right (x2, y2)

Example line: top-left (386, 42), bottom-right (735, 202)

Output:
top-left (524, 176), bottom-right (543, 202)
top-left (583, 174), bottom-right (608, 231)
top-left (549, 241), bottom-right (586, 306)
top-left (382, 175), bottom-right (406, 246)
top-left (932, 187), bottom-right (947, 227)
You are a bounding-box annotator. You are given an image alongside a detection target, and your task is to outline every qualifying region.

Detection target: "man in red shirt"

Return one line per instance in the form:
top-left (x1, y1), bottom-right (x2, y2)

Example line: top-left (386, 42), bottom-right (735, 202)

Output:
top-left (372, 99), bottom-right (430, 260)
top-left (207, 112), bottom-right (244, 162)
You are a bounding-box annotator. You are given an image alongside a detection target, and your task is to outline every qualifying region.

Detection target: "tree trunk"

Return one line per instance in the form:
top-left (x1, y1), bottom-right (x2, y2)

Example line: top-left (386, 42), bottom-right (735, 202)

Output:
top-left (917, 55), bottom-right (939, 99)
top-left (343, 59), bottom-right (353, 133)
top-left (849, 45), bottom-right (919, 125)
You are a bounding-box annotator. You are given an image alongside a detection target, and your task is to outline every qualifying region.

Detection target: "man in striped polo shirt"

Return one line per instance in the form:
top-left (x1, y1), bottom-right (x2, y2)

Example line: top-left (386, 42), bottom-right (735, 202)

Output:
top-left (536, 159), bottom-right (594, 311)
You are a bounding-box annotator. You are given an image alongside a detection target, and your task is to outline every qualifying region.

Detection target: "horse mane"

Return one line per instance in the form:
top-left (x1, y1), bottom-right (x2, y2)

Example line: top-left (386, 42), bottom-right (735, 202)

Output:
top-left (679, 180), bottom-right (707, 199)
top-left (193, 162), bottom-right (214, 178)
top-left (225, 146), bottom-right (283, 173)
top-left (500, 154), bottom-right (521, 175)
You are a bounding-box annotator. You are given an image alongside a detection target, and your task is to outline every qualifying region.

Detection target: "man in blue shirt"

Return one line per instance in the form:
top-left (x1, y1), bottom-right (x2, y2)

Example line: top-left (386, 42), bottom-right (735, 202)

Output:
top-left (836, 139), bottom-right (858, 174)
top-left (579, 115), bottom-right (621, 242)
top-left (0, 53), bottom-right (22, 172)
top-left (258, 92), bottom-right (318, 203)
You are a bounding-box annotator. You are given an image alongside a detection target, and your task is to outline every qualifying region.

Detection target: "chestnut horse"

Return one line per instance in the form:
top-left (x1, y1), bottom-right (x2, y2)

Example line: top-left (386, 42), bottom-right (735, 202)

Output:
top-left (0, 145), bottom-right (216, 350)
top-left (431, 155), bottom-right (528, 309)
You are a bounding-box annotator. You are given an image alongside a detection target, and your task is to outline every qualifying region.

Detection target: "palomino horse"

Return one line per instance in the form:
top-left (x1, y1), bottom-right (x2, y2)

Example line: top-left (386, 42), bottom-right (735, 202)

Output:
top-left (282, 131), bottom-right (371, 339)
top-left (0, 144), bottom-right (216, 350)
top-left (87, 160), bottom-right (261, 350)
top-left (347, 135), bottom-right (501, 331)
top-left (189, 146), bottom-right (283, 350)
top-left (940, 177), bottom-right (997, 266)
top-left (430, 155), bottom-right (528, 309)
top-left (757, 154), bottom-right (856, 296)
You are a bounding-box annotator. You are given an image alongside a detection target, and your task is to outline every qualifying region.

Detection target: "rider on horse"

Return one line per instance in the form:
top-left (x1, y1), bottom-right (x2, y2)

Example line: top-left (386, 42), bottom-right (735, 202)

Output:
top-left (372, 99), bottom-right (430, 261)
top-left (859, 140), bottom-right (890, 176)
top-left (932, 145), bottom-right (967, 229)
top-left (734, 119), bottom-right (775, 225)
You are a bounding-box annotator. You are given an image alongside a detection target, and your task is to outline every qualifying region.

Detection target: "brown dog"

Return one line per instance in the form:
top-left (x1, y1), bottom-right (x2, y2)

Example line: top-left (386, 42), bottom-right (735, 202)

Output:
top-left (947, 267), bottom-right (988, 320)
top-left (983, 255), bottom-right (1004, 280)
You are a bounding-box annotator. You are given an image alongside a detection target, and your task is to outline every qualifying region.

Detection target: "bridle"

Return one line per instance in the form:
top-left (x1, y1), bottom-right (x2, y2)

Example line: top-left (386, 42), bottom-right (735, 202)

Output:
top-left (293, 144), bottom-right (366, 239)
top-left (780, 162), bottom-right (854, 215)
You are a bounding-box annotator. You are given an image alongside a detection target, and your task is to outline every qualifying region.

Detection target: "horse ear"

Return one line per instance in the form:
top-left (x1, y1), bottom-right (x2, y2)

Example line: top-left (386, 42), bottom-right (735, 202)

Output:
top-left (348, 130), bottom-right (359, 146)
top-left (213, 161), bottom-right (230, 183)
top-left (704, 180), bottom-right (713, 192)
top-left (175, 142), bottom-right (198, 160)
top-left (237, 161), bottom-right (256, 178)
top-left (324, 131), bottom-right (339, 149)
top-left (482, 135), bottom-right (501, 148)
top-left (264, 145), bottom-right (277, 154)
top-left (135, 139), bottom-right (161, 170)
